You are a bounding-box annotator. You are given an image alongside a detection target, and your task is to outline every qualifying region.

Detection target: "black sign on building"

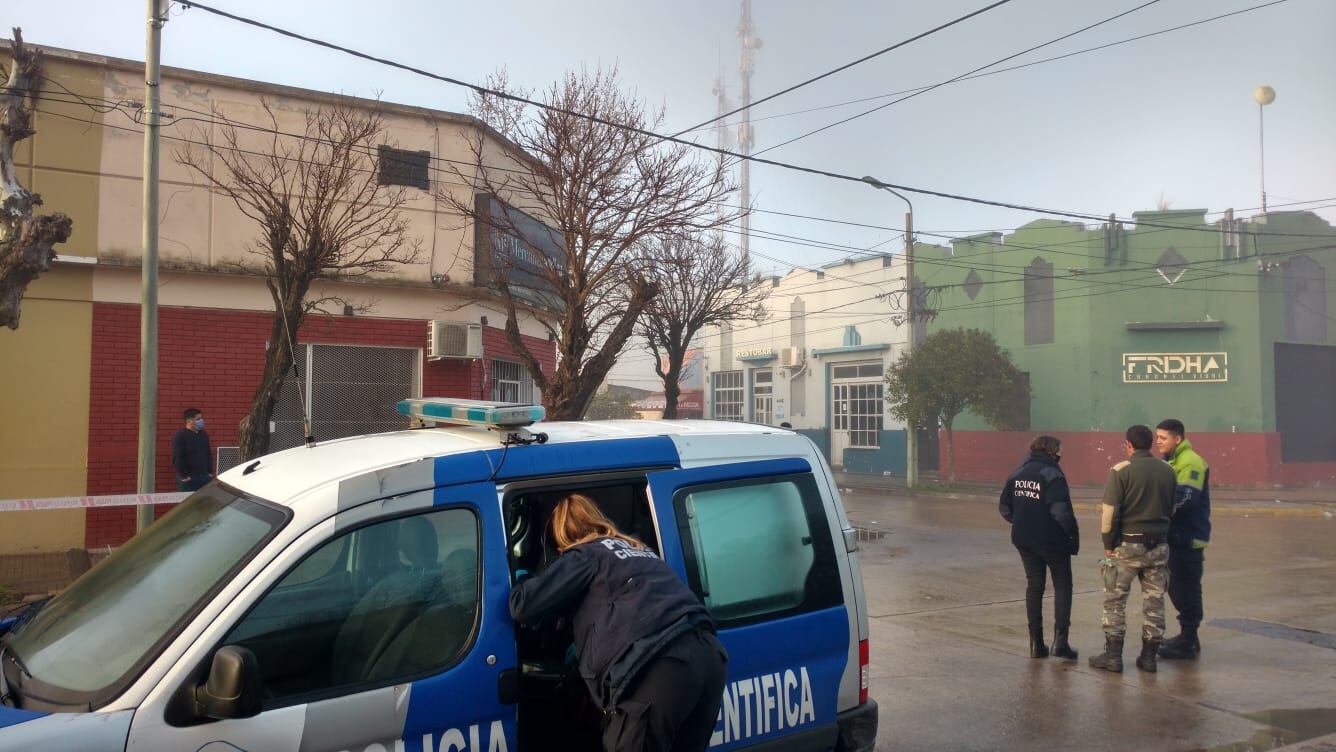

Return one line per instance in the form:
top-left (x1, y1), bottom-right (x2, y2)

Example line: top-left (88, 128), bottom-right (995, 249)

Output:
top-left (472, 194), bottom-right (566, 311)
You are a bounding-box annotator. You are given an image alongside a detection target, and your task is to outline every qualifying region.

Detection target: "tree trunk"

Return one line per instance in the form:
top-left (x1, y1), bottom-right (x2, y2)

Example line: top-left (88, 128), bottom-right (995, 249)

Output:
top-left (0, 214), bottom-right (72, 330)
top-left (1, 32), bottom-right (74, 330)
top-left (661, 353), bottom-right (684, 419)
top-left (239, 304), bottom-right (304, 461)
top-left (944, 418), bottom-right (956, 484)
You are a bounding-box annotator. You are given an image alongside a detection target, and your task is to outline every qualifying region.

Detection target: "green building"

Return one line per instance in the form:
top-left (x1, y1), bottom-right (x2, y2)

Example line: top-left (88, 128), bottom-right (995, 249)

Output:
top-left (918, 208), bottom-right (1336, 487)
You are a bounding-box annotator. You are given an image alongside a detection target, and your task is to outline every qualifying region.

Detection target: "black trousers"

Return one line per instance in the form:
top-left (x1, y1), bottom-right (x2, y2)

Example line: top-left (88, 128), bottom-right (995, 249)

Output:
top-left (1167, 547), bottom-right (1205, 633)
top-left (602, 629), bottom-right (729, 752)
top-left (1016, 545), bottom-right (1073, 633)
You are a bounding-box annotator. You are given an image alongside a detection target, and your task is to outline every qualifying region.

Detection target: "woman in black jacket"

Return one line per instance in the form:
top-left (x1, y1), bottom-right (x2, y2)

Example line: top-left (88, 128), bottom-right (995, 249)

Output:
top-left (509, 493), bottom-right (729, 752)
top-left (999, 435), bottom-right (1081, 660)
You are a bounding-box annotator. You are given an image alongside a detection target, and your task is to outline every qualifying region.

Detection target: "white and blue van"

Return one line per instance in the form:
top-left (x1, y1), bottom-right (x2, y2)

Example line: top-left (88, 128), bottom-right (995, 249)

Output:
top-left (0, 399), bottom-right (876, 751)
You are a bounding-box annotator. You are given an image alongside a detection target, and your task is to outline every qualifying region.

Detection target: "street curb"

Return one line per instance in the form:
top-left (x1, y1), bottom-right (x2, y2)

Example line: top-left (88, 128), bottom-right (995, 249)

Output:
top-left (837, 484), bottom-right (1336, 519)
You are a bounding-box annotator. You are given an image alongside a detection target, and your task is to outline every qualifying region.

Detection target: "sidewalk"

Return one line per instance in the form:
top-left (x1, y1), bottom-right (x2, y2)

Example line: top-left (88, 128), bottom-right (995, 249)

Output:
top-left (832, 471), bottom-right (1336, 518)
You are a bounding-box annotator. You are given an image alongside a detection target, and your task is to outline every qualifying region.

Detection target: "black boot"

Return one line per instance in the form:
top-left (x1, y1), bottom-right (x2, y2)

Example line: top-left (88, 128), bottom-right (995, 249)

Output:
top-left (1050, 628), bottom-right (1079, 661)
top-left (1136, 639), bottom-right (1160, 672)
top-left (1088, 636), bottom-right (1123, 673)
top-left (1029, 627), bottom-right (1049, 659)
top-left (1158, 631), bottom-right (1200, 660)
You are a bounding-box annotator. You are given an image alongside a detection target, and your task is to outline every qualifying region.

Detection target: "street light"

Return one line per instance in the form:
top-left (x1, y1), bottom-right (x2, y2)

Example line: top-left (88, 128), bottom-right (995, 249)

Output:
top-left (862, 175), bottom-right (918, 488)
top-left (1253, 85), bottom-right (1276, 215)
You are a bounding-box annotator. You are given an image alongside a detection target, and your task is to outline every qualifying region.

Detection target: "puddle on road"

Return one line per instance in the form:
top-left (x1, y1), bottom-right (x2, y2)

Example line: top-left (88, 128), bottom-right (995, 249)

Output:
top-left (1207, 709), bottom-right (1336, 751)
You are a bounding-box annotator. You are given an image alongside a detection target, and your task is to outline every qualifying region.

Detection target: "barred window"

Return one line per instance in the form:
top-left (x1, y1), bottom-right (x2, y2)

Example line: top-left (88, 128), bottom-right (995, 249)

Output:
top-left (712, 371), bottom-right (744, 421)
top-left (491, 360), bottom-right (533, 403)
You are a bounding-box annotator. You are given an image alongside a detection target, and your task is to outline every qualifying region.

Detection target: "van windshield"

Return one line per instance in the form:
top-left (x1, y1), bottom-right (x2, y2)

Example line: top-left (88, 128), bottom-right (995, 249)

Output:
top-left (3, 485), bottom-right (286, 707)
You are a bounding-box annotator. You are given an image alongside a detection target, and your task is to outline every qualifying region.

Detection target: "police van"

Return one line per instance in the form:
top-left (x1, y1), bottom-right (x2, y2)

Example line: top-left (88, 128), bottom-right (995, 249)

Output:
top-left (0, 399), bottom-right (877, 751)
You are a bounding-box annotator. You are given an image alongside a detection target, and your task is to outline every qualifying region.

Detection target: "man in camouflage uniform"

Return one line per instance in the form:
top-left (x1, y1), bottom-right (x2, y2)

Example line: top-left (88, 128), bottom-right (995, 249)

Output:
top-left (1089, 425), bottom-right (1176, 673)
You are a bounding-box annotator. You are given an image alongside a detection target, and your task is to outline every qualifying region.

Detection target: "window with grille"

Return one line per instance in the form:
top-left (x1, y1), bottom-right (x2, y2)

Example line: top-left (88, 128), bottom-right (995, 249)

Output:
top-left (377, 145), bottom-right (430, 190)
top-left (712, 371), bottom-right (744, 421)
top-left (270, 344), bottom-right (419, 453)
top-left (832, 361), bottom-right (884, 448)
top-left (491, 359), bottom-right (534, 403)
top-left (752, 369), bottom-right (774, 424)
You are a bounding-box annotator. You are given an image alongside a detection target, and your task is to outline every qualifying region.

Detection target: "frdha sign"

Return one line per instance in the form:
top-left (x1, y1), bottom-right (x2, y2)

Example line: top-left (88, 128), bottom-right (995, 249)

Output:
top-left (1122, 352), bottom-right (1228, 383)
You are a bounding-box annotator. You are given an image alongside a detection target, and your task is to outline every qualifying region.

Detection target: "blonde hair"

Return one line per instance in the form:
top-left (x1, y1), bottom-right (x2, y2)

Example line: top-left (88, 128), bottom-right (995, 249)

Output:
top-left (551, 493), bottom-right (646, 552)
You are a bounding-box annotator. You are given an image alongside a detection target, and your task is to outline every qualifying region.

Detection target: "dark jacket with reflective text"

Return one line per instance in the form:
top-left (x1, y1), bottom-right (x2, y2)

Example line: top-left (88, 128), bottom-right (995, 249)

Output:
top-left (1000, 452), bottom-right (1080, 556)
top-left (508, 536), bottom-right (715, 710)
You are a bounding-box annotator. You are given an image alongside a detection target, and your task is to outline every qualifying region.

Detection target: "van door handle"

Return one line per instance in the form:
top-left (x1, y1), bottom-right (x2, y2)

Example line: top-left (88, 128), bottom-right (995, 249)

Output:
top-left (498, 668), bottom-right (519, 705)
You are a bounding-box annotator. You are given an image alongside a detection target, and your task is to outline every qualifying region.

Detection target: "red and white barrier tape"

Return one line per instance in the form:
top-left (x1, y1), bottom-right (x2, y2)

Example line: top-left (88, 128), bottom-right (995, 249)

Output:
top-left (0, 492), bottom-right (190, 513)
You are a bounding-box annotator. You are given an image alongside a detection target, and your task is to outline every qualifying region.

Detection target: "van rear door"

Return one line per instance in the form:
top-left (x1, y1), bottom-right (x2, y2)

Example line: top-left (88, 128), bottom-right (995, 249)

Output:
top-left (648, 459), bottom-right (849, 750)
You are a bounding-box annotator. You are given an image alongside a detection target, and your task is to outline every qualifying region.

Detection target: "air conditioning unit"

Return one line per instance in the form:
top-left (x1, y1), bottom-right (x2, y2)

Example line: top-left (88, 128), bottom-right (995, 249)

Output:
top-left (780, 346), bottom-right (803, 368)
top-left (428, 321), bottom-right (483, 360)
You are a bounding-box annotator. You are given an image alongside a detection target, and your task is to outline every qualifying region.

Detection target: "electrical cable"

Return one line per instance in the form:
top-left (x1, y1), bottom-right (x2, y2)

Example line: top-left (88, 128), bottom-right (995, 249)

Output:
top-left (669, 0), bottom-right (1016, 136)
top-left (684, 0), bottom-right (1294, 137)
top-left (165, 0), bottom-right (1336, 239)
top-left (749, 0), bottom-right (1167, 158)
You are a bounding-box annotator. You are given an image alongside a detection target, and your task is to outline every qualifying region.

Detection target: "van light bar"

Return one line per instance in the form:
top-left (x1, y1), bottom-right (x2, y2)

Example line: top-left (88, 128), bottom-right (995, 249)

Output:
top-left (397, 398), bottom-right (545, 429)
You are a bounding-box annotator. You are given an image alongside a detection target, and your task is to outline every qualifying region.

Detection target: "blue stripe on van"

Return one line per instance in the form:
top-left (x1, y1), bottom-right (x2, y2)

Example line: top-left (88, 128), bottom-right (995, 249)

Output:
top-left (432, 436), bottom-right (681, 488)
top-left (710, 605), bottom-right (850, 749)
top-left (0, 706), bottom-right (48, 729)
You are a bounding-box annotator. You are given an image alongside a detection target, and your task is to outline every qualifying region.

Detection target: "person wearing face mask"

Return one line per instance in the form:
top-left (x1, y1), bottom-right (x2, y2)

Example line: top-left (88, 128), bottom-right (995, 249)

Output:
top-left (999, 435), bottom-right (1080, 660)
top-left (171, 407), bottom-right (213, 492)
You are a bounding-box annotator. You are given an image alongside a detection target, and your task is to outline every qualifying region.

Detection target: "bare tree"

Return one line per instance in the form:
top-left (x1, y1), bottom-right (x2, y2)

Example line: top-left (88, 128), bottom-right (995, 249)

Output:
top-left (440, 67), bottom-right (739, 420)
top-left (176, 100), bottom-right (420, 459)
top-left (1, 29), bottom-right (73, 330)
top-left (639, 233), bottom-right (766, 418)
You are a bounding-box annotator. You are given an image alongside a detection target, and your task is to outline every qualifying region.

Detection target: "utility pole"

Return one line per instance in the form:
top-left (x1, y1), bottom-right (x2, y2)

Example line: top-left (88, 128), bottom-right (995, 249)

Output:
top-left (137, 0), bottom-right (166, 532)
top-left (737, 0), bottom-right (760, 271)
top-left (903, 209), bottom-right (917, 489)
top-left (863, 176), bottom-right (917, 488)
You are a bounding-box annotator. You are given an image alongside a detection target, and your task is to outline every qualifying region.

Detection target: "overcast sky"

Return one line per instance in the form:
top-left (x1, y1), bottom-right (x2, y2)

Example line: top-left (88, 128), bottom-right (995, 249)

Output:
top-left (11, 0), bottom-right (1336, 388)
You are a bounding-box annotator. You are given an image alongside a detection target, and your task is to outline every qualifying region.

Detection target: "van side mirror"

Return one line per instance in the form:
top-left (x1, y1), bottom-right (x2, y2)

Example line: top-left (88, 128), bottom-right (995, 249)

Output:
top-left (194, 645), bottom-right (262, 720)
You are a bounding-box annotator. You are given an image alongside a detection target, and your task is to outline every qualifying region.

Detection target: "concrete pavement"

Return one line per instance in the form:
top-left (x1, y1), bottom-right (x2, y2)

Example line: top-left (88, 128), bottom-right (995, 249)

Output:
top-left (846, 489), bottom-right (1336, 751)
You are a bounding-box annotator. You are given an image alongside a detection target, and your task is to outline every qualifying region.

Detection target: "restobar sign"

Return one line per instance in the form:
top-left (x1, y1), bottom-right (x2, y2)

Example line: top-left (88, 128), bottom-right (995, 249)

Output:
top-left (1122, 352), bottom-right (1228, 383)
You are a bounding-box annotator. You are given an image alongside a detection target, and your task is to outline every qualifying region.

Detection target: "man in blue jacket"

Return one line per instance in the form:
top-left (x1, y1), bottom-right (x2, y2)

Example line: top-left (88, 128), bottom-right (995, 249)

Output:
top-left (1155, 418), bottom-right (1211, 660)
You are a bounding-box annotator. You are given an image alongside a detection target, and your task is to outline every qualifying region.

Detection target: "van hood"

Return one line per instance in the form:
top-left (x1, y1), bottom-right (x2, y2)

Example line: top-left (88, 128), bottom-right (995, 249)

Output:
top-left (0, 707), bottom-right (132, 748)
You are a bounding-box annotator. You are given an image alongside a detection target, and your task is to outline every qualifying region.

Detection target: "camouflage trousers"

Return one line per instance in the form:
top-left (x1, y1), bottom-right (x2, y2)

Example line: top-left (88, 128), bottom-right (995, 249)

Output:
top-left (1100, 541), bottom-right (1169, 641)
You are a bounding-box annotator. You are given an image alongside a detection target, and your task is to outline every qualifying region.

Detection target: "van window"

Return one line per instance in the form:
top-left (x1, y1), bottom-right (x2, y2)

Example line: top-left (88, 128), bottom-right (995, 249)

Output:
top-left (222, 507), bottom-right (480, 705)
top-left (673, 473), bottom-right (842, 627)
top-left (3, 488), bottom-right (286, 708)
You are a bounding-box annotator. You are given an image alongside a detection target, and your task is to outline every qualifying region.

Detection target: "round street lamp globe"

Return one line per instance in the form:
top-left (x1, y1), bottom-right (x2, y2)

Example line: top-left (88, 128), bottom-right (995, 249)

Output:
top-left (1253, 85), bottom-right (1276, 106)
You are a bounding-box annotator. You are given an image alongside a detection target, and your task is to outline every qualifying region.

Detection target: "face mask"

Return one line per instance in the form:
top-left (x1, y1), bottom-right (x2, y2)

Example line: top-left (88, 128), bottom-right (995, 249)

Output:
top-left (194, 418), bottom-right (205, 430)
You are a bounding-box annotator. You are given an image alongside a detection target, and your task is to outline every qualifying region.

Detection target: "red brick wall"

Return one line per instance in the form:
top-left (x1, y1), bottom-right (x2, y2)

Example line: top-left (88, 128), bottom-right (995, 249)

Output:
top-left (939, 429), bottom-right (1329, 488)
top-left (86, 303), bottom-right (554, 547)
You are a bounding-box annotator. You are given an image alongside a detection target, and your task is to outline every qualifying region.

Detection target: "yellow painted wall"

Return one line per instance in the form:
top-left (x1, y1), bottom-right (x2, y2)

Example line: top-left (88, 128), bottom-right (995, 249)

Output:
top-left (0, 272), bottom-right (94, 552)
top-left (0, 58), bottom-right (102, 553)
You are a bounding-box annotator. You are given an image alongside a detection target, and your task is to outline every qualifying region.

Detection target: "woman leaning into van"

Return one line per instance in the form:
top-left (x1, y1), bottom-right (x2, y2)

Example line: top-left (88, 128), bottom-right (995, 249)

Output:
top-left (999, 435), bottom-right (1081, 660)
top-left (509, 493), bottom-right (729, 752)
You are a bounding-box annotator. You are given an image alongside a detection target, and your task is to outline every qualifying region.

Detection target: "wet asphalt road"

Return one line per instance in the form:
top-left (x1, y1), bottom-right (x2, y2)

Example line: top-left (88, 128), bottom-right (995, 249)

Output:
top-left (842, 491), bottom-right (1336, 752)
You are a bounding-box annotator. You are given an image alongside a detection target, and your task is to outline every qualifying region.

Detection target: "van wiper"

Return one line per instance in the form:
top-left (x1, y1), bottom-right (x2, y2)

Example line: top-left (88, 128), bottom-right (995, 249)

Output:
top-left (0, 644), bottom-right (23, 707)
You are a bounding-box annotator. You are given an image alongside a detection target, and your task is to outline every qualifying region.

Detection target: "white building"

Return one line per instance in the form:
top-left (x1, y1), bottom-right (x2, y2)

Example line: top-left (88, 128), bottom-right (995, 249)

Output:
top-left (701, 251), bottom-right (919, 474)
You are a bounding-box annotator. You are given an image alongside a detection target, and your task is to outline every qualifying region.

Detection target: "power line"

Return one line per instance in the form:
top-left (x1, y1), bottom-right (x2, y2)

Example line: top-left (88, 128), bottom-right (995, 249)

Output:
top-left (168, 0), bottom-right (1336, 240)
top-left (750, 0), bottom-right (1166, 157)
top-left (37, 91), bottom-right (1332, 292)
top-left (684, 0), bottom-right (1295, 137)
top-left (669, 0), bottom-right (1015, 137)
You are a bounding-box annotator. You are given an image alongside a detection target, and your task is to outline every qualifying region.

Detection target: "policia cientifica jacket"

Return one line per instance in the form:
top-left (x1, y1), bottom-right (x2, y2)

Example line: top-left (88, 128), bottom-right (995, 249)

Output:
top-left (508, 536), bottom-right (717, 711)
